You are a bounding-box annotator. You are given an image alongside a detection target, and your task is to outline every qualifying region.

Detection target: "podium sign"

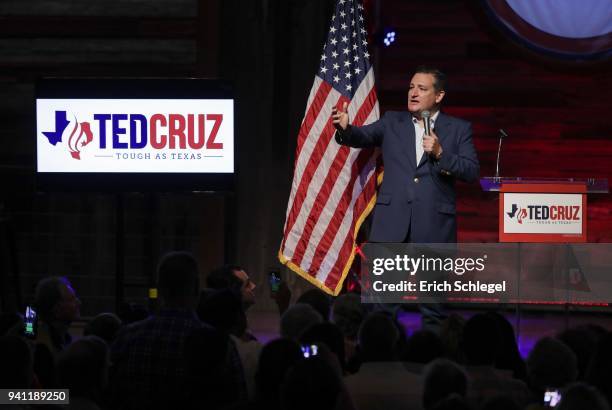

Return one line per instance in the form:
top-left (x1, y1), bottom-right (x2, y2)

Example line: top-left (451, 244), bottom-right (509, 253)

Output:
top-left (499, 182), bottom-right (586, 242)
top-left (481, 178), bottom-right (608, 243)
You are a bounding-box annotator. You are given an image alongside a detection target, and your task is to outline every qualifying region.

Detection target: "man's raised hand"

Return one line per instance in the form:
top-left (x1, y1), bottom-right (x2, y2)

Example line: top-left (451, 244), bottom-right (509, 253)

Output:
top-left (332, 102), bottom-right (349, 131)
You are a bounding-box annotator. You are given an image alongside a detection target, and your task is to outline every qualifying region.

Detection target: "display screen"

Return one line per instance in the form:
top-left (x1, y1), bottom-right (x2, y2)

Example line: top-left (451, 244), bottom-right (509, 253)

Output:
top-left (37, 99), bottom-right (234, 173)
top-left (35, 79), bottom-right (234, 191)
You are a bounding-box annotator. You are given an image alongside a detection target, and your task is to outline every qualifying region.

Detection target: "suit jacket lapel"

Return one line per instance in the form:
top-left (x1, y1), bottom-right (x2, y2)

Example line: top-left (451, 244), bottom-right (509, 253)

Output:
top-left (433, 111), bottom-right (451, 149)
top-left (396, 112), bottom-right (417, 169)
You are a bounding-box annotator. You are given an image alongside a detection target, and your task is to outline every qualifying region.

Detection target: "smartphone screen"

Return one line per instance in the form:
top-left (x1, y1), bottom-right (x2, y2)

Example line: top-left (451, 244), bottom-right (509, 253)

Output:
top-left (544, 389), bottom-right (561, 407)
top-left (301, 344), bottom-right (318, 358)
top-left (269, 271), bottom-right (281, 293)
top-left (24, 306), bottom-right (38, 339)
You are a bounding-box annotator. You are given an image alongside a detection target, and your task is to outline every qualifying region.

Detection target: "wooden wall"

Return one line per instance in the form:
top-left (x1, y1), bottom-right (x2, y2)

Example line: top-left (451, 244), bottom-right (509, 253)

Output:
top-left (0, 0), bottom-right (227, 314)
top-left (0, 0), bottom-right (334, 315)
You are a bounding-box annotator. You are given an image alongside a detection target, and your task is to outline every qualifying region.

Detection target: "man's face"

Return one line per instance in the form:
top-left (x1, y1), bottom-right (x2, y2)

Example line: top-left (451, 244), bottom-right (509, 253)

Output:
top-left (233, 269), bottom-right (256, 308)
top-left (54, 283), bottom-right (81, 323)
top-left (407, 73), bottom-right (445, 115)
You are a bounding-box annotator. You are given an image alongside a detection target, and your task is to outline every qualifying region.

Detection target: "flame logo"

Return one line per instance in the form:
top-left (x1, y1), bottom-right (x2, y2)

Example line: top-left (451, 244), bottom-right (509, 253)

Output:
top-left (517, 208), bottom-right (528, 224)
top-left (42, 111), bottom-right (94, 160)
top-left (66, 115), bottom-right (94, 160)
top-left (507, 204), bottom-right (528, 224)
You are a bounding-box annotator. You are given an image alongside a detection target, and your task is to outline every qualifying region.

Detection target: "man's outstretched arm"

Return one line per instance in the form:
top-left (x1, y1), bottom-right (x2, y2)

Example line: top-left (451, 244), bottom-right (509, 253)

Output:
top-left (332, 102), bottom-right (384, 148)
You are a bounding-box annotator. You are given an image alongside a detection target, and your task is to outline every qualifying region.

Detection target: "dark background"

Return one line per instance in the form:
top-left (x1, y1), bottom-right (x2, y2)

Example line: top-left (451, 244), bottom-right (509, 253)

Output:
top-left (1, 0), bottom-right (610, 316)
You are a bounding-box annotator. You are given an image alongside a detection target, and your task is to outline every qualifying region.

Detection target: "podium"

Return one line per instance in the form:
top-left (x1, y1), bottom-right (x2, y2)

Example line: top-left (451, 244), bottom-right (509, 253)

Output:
top-left (481, 177), bottom-right (609, 243)
top-left (468, 178), bottom-right (612, 324)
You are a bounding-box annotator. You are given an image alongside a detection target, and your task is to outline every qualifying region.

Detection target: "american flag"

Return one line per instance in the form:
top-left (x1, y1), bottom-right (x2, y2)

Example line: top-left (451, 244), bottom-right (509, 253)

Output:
top-left (279, 0), bottom-right (381, 296)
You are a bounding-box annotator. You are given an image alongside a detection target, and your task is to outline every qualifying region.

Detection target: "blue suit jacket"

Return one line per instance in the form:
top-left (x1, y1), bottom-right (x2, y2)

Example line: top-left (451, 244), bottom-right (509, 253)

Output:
top-left (335, 111), bottom-right (479, 243)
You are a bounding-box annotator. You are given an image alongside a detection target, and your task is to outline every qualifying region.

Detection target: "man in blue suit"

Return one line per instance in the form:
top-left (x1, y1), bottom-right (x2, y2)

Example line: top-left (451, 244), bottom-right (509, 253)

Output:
top-left (332, 66), bottom-right (479, 242)
top-left (332, 66), bottom-right (479, 327)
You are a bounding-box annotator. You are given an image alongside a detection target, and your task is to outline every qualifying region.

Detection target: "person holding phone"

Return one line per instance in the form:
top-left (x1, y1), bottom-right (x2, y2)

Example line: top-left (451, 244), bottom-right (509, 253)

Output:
top-left (31, 276), bottom-right (81, 387)
top-left (207, 264), bottom-right (257, 310)
top-left (33, 276), bottom-right (81, 356)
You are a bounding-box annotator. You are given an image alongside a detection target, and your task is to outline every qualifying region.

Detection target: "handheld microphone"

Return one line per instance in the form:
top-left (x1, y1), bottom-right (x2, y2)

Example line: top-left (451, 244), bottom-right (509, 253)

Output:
top-left (422, 110), bottom-right (431, 136)
top-left (495, 129), bottom-right (508, 180)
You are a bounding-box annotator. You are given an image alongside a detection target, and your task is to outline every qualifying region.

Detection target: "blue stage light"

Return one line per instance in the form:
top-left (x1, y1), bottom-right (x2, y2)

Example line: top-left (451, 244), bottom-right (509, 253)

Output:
top-left (383, 29), bottom-right (396, 47)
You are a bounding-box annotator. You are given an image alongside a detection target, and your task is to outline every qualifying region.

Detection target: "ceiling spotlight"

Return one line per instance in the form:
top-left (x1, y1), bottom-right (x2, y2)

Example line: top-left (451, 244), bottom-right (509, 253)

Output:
top-left (383, 29), bottom-right (396, 47)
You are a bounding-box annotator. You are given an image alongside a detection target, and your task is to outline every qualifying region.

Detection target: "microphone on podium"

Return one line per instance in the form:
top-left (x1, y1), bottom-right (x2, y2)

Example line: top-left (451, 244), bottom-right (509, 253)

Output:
top-left (495, 128), bottom-right (508, 181)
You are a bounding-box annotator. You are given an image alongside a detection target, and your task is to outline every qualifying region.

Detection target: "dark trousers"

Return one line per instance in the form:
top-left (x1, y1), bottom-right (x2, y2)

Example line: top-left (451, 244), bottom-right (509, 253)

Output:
top-left (371, 221), bottom-right (448, 333)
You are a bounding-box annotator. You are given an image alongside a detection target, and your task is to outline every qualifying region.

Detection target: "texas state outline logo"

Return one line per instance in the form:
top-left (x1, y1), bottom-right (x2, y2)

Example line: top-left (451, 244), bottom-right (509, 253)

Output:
top-left (506, 203), bottom-right (528, 224)
top-left (42, 110), bottom-right (94, 160)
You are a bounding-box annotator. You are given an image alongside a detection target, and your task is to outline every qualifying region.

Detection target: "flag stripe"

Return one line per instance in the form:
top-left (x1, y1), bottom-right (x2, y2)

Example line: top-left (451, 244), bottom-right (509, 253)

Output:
top-left (283, 79), bottom-right (333, 226)
top-left (285, 68), bottom-right (374, 258)
top-left (297, 85), bottom-right (378, 273)
top-left (318, 153), bottom-right (379, 285)
top-left (282, 105), bottom-right (342, 260)
top-left (290, 144), bottom-right (351, 267)
top-left (309, 148), bottom-right (374, 277)
top-left (295, 79), bottom-right (332, 159)
top-left (308, 102), bottom-right (380, 281)
top-left (279, 0), bottom-right (381, 295)
top-left (281, 88), bottom-right (342, 252)
top-left (302, 76), bottom-right (324, 125)
top-left (290, 72), bottom-right (377, 269)
top-left (317, 104), bottom-right (382, 286)
top-left (324, 158), bottom-right (382, 291)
